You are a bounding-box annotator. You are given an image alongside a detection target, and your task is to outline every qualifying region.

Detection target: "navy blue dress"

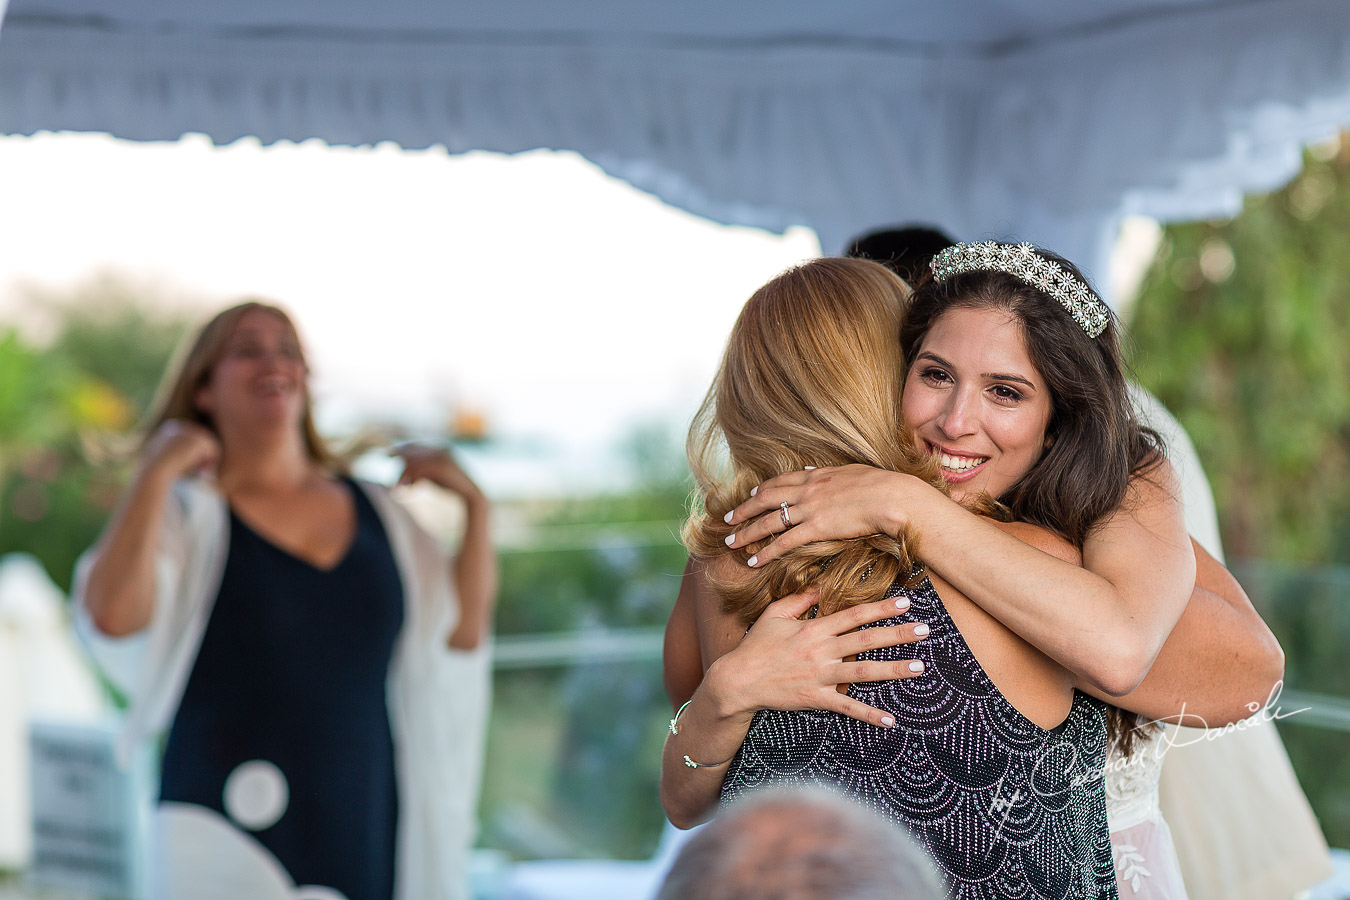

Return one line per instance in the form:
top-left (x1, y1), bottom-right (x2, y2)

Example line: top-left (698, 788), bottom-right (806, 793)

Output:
top-left (160, 479), bottom-right (404, 900)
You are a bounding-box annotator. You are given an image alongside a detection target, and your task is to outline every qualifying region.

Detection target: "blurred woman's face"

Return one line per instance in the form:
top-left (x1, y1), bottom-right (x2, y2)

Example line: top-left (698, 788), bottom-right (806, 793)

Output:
top-left (901, 307), bottom-right (1053, 502)
top-left (195, 309), bottom-right (308, 434)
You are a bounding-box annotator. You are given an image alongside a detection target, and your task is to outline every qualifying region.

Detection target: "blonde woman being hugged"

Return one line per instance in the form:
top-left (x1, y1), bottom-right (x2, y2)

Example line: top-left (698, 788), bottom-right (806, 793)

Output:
top-left (74, 302), bottom-right (495, 900)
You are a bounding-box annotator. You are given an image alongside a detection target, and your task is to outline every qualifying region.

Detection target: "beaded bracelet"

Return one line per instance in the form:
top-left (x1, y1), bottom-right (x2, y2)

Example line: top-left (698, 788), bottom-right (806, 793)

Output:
top-left (668, 699), bottom-right (734, 769)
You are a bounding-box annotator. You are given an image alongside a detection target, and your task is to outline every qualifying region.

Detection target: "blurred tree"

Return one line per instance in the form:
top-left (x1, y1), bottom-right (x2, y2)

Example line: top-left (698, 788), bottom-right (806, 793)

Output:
top-left (1129, 135), bottom-right (1350, 563)
top-left (494, 421), bottom-right (690, 638)
top-left (0, 330), bottom-right (78, 473)
top-left (1132, 137), bottom-right (1350, 851)
top-left (0, 331), bottom-right (83, 548)
top-left (44, 304), bottom-right (192, 420)
top-left (483, 424), bottom-right (691, 859)
top-left (0, 277), bottom-right (192, 589)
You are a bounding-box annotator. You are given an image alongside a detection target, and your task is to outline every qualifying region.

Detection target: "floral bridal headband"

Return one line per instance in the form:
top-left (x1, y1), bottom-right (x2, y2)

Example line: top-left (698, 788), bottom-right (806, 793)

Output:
top-left (929, 241), bottom-right (1111, 338)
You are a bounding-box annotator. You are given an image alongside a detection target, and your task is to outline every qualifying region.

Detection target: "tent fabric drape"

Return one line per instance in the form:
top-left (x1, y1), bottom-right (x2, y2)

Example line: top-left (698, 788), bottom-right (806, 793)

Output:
top-left (2, 0), bottom-right (1349, 284)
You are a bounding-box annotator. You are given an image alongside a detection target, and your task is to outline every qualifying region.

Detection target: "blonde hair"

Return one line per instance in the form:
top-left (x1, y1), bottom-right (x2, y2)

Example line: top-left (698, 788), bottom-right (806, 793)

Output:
top-left (143, 300), bottom-right (340, 471)
top-left (684, 257), bottom-right (949, 623)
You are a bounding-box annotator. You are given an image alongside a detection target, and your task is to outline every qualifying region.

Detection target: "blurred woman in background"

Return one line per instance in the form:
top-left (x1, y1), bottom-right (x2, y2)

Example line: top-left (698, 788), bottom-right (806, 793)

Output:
top-left (74, 300), bottom-right (495, 900)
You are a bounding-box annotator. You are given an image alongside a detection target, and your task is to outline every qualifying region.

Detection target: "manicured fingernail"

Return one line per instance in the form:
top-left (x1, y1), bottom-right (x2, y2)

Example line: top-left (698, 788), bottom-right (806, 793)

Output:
top-left (747, 555), bottom-right (758, 567)
top-left (804, 466), bottom-right (816, 470)
top-left (723, 510), bottom-right (734, 524)
top-left (913, 623), bottom-right (930, 637)
top-left (908, 660), bottom-right (925, 673)
top-left (750, 486), bottom-right (758, 496)
top-left (880, 715), bottom-right (895, 728)
top-left (724, 533), bottom-right (736, 546)
top-left (895, 598), bottom-right (910, 610)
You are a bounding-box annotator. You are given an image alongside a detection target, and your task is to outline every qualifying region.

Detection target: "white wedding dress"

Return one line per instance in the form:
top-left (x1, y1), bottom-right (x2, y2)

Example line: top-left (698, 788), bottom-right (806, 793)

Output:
top-left (1105, 724), bottom-right (1189, 898)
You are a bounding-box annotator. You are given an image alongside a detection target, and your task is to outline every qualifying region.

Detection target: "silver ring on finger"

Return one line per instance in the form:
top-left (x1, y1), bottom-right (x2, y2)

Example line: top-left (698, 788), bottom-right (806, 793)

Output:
top-left (779, 501), bottom-right (793, 528)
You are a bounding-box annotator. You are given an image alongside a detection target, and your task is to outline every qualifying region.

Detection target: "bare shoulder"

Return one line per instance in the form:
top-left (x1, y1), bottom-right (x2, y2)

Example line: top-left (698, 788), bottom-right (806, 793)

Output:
top-left (1122, 453), bottom-right (1183, 514)
top-left (1090, 453), bottom-right (1191, 569)
top-left (986, 519), bottom-right (1081, 567)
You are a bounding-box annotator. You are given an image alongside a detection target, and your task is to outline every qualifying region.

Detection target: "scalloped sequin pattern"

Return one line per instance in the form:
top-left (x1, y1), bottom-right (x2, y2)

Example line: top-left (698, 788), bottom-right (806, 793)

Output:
top-left (720, 576), bottom-right (1118, 900)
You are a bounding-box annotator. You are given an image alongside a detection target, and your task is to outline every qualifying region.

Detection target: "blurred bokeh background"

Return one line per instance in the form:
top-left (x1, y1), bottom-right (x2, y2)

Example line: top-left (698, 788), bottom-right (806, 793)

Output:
top-left (2, 134), bottom-right (1348, 874)
top-left (2, 2), bottom-right (1349, 896)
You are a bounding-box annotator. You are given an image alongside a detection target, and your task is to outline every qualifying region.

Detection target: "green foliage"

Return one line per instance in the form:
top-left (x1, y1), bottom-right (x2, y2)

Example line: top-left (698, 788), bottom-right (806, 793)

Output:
top-left (1132, 138), bottom-right (1350, 852)
top-left (1128, 139), bottom-right (1350, 563)
top-left (0, 281), bottom-right (191, 589)
top-left (43, 297), bottom-right (192, 418)
top-left (495, 435), bottom-right (691, 638)
top-left (1235, 561), bottom-right (1350, 849)
top-left (484, 467), bottom-right (690, 859)
top-left (482, 422), bottom-right (692, 860)
top-left (0, 331), bottom-right (69, 450)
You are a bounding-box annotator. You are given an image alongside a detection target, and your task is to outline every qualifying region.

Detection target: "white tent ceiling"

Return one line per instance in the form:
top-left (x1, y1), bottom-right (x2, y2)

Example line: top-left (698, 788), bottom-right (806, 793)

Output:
top-left (1, 0), bottom-right (1348, 285)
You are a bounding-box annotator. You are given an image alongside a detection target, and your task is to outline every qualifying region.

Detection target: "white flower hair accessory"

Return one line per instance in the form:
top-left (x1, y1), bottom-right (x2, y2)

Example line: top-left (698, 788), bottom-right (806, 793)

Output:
top-left (929, 241), bottom-right (1110, 338)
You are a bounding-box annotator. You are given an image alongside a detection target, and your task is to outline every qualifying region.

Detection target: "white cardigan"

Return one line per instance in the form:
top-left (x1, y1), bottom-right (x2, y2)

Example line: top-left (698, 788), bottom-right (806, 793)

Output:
top-left (72, 478), bottom-right (490, 900)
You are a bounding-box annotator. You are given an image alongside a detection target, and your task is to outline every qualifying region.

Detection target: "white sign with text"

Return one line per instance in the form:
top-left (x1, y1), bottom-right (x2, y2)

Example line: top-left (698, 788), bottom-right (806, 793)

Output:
top-left (28, 720), bottom-right (144, 898)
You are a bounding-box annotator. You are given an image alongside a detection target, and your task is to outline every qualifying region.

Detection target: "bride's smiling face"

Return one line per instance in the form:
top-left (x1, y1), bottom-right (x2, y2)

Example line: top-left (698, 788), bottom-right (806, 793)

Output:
top-left (901, 306), bottom-right (1053, 502)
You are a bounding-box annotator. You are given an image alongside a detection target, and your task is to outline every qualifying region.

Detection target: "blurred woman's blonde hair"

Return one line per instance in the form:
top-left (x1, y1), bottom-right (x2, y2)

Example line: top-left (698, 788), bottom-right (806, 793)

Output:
top-left (684, 257), bottom-right (955, 623)
top-left (143, 300), bottom-right (340, 471)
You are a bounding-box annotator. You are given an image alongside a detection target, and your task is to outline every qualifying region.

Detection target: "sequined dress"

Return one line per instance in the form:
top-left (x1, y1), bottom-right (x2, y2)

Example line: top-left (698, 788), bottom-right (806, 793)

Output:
top-left (720, 574), bottom-right (1119, 900)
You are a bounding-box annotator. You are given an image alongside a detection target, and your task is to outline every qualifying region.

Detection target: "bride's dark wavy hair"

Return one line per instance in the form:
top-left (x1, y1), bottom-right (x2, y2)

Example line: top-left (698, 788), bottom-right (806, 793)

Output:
top-left (902, 245), bottom-right (1166, 756)
top-left (684, 258), bottom-right (970, 624)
